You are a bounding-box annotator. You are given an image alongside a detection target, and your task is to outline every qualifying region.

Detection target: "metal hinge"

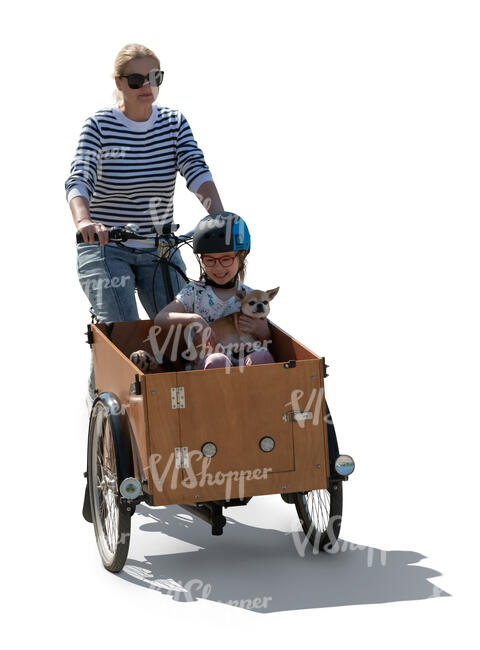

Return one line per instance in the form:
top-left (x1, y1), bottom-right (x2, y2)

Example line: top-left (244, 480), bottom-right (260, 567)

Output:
top-left (282, 410), bottom-right (313, 423)
top-left (175, 446), bottom-right (189, 469)
top-left (170, 386), bottom-right (185, 409)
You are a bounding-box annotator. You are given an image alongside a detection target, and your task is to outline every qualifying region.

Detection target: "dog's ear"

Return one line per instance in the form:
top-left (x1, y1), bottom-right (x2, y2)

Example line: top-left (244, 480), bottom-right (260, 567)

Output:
top-left (266, 287), bottom-right (280, 300)
top-left (236, 288), bottom-right (247, 300)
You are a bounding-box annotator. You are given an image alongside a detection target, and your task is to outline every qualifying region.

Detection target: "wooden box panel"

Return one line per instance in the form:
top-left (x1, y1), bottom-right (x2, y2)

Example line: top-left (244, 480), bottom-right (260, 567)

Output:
top-left (177, 363), bottom-right (297, 475)
top-left (144, 358), bottom-right (329, 506)
top-left (143, 372), bottom-right (182, 503)
top-left (95, 320), bottom-right (184, 371)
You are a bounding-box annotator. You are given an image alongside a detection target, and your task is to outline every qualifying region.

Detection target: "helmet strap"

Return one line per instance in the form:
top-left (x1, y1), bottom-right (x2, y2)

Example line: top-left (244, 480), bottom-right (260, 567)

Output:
top-left (204, 271), bottom-right (239, 289)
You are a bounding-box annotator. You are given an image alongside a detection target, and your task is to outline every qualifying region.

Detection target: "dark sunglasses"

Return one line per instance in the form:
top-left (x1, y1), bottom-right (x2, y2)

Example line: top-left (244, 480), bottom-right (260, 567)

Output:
top-left (119, 69), bottom-right (164, 89)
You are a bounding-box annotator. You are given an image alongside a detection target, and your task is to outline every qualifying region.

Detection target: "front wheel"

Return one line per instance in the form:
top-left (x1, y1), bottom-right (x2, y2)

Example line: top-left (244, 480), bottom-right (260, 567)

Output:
top-left (87, 399), bottom-right (131, 572)
top-left (293, 482), bottom-right (343, 552)
top-left (293, 399), bottom-right (343, 551)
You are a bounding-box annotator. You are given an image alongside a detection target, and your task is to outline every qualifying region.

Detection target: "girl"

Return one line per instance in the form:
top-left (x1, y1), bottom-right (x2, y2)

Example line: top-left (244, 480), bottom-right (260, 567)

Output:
top-left (154, 213), bottom-right (275, 369)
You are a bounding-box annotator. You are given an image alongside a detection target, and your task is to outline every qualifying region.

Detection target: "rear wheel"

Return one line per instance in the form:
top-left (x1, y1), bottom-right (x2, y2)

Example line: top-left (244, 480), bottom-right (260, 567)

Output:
top-left (87, 399), bottom-right (131, 572)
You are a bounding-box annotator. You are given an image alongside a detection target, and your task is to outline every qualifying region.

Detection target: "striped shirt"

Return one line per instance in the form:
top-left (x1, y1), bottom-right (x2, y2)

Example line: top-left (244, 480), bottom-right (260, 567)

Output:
top-left (65, 104), bottom-right (213, 247)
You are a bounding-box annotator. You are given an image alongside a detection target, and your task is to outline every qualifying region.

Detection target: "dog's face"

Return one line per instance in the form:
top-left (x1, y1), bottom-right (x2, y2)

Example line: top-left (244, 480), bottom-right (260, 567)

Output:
top-left (236, 287), bottom-right (280, 318)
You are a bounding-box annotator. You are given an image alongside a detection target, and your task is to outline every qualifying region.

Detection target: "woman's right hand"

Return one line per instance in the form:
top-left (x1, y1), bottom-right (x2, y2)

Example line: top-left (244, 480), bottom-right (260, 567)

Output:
top-left (78, 218), bottom-right (109, 245)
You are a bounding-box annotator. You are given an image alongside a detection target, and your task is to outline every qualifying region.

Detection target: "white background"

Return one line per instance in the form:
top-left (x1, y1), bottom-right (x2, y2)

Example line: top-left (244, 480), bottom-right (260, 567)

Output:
top-left (2, 0), bottom-right (479, 647)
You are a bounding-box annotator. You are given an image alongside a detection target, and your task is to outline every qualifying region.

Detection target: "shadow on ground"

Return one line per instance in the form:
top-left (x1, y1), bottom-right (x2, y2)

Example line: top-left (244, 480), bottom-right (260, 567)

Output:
top-left (117, 504), bottom-right (450, 612)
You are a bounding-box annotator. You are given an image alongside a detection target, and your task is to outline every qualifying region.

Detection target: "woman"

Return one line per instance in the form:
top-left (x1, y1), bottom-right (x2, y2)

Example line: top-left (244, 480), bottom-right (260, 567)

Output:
top-left (65, 43), bottom-right (224, 403)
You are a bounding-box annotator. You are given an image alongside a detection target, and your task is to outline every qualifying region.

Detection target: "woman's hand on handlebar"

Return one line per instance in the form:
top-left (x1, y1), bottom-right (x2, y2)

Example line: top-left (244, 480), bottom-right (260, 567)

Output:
top-left (78, 218), bottom-right (109, 245)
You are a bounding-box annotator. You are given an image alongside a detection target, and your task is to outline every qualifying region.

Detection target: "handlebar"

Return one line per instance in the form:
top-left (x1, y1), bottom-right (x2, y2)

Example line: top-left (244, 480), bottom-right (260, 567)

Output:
top-left (76, 224), bottom-right (196, 313)
top-left (75, 223), bottom-right (193, 245)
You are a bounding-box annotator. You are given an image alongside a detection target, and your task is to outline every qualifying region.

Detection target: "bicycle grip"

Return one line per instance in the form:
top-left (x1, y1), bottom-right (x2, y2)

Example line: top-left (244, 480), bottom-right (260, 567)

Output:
top-left (76, 231), bottom-right (100, 243)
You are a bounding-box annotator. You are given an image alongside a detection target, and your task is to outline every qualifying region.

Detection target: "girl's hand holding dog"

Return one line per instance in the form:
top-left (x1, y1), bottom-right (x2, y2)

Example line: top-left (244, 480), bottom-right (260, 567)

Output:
top-left (192, 319), bottom-right (218, 356)
top-left (238, 315), bottom-right (270, 340)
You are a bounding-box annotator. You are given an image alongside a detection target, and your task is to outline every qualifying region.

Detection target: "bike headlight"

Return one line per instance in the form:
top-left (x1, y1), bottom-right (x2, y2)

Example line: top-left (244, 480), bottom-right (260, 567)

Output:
top-left (119, 477), bottom-right (142, 499)
top-left (334, 455), bottom-right (355, 476)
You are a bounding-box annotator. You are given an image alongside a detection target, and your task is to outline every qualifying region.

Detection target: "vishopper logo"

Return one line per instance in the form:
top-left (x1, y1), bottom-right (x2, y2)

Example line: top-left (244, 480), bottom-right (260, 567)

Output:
top-left (147, 196), bottom-right (175, 224)
top-left (195, 186), bottom-right (213, 212)
top-left (196, 213), bottom-right (245, 246)
top-left (75, 146), bottom-right (129, 184)
top-left (81, 274), bottom-right (131, 309)
top-left (147, 171), bottom-right (219, 220)
top-left (146, 451), bottom-right (272, 500)
top-left (144, 575), bottom-right (273, 608)
top-left (148, 577), bottom-right (212, 601)
top-left (287, 519), bottom-right (388, 566)
top-left (144, 323), bottom-right (272, 373)
top-left (117, 532), bottom-right (131, 546)
top-left (214, 337), bottom-right (274, 375)
top-left (121, 567), bottom-right (212, 601)
top-left (103, 399), bottom-right (131, 417)
top-left (217, 594), bottom-right (272, 610)
top-left (284, 386), bottom-right (325, 428)
top-left (102, 146), bottom-right (130, 159)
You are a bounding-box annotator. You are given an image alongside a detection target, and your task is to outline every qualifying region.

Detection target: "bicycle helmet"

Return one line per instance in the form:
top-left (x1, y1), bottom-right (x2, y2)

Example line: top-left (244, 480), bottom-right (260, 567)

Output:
top-left (192, 212), bottom-right (251, 254)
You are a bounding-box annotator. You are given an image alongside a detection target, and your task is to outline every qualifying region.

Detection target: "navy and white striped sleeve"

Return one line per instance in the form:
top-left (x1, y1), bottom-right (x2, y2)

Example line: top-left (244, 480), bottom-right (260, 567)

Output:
top-left (175, 113), bottom-right (213, 194)
top-left (65, 116), bottom-right (103, 202)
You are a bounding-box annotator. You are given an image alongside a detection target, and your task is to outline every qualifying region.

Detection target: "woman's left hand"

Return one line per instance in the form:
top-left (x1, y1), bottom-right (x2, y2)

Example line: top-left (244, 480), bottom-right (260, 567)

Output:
top-left (238, 315), bottom-right (271, 340)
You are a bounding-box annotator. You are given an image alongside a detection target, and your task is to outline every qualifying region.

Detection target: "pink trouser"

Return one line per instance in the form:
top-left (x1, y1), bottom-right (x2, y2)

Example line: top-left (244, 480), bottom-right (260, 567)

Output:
top-left (195, 349), bottom-right (275, 370)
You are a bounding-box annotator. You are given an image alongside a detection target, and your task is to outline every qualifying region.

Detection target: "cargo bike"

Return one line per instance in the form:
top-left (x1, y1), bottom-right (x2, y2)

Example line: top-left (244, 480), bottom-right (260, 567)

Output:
top-left (78, 224), bottom-right (355, 573)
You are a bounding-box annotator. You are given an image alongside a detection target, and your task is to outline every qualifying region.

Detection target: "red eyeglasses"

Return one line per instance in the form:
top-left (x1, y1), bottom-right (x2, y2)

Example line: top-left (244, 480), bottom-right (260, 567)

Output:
top-left (201, 254), bottom-right (237, 268)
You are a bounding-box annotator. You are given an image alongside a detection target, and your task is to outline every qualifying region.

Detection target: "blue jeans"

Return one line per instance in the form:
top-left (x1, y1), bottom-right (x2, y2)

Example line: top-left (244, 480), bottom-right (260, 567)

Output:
top-left (77, 242), bottom-right (187, 399)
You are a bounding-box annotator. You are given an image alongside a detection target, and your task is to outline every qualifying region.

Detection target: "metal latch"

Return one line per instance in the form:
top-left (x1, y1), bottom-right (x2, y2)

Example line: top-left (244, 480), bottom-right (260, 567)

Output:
top-left (129, 374), bottom-right (141, 395)
top-left (282, 410), bottom-right (313, 423)
top-left (85, 323), bottom-right (93, 345)
top-left (175, 447), bottom-right (189, 469)
top-left (170, 387), bottom-right (185, 409)
top-left (323, 359), bottom-right (329, 378)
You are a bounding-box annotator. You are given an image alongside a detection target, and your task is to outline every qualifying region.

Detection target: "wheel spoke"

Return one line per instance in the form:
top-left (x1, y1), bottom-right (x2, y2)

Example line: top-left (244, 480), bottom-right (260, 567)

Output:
top-left (304, 488), bottom-right (331, 536)
top-left (88, 402), bottom-right (132, 571)
top-left (92, 411), bottom-right (121, 558)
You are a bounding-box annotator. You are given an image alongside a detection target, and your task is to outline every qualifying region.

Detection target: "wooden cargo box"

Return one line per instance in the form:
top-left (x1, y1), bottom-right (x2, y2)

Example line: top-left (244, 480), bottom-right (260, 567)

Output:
top-left (90, 319), bottom-right (330, 506)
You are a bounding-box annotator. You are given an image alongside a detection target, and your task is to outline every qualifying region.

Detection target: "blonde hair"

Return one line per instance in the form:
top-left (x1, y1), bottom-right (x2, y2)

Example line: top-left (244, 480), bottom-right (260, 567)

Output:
top-left (199, 250), bottom-right (249, 284)
top-left (113, 43), bottom-right (160, 104)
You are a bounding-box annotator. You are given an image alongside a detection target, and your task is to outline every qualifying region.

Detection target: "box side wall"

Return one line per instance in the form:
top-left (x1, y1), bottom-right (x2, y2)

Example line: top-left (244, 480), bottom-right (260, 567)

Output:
top-left (91, 324), bottom-right (151, 483)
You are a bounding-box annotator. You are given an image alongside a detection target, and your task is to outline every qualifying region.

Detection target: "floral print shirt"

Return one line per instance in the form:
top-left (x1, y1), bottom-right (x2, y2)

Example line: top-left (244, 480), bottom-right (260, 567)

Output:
top-left (175, 280), bottom-right (252, 323)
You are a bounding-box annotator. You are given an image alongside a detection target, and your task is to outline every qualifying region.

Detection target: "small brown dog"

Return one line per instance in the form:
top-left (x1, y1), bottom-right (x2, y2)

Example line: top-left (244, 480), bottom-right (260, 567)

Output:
top-left (208, 287), bottom-right (280, 361)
